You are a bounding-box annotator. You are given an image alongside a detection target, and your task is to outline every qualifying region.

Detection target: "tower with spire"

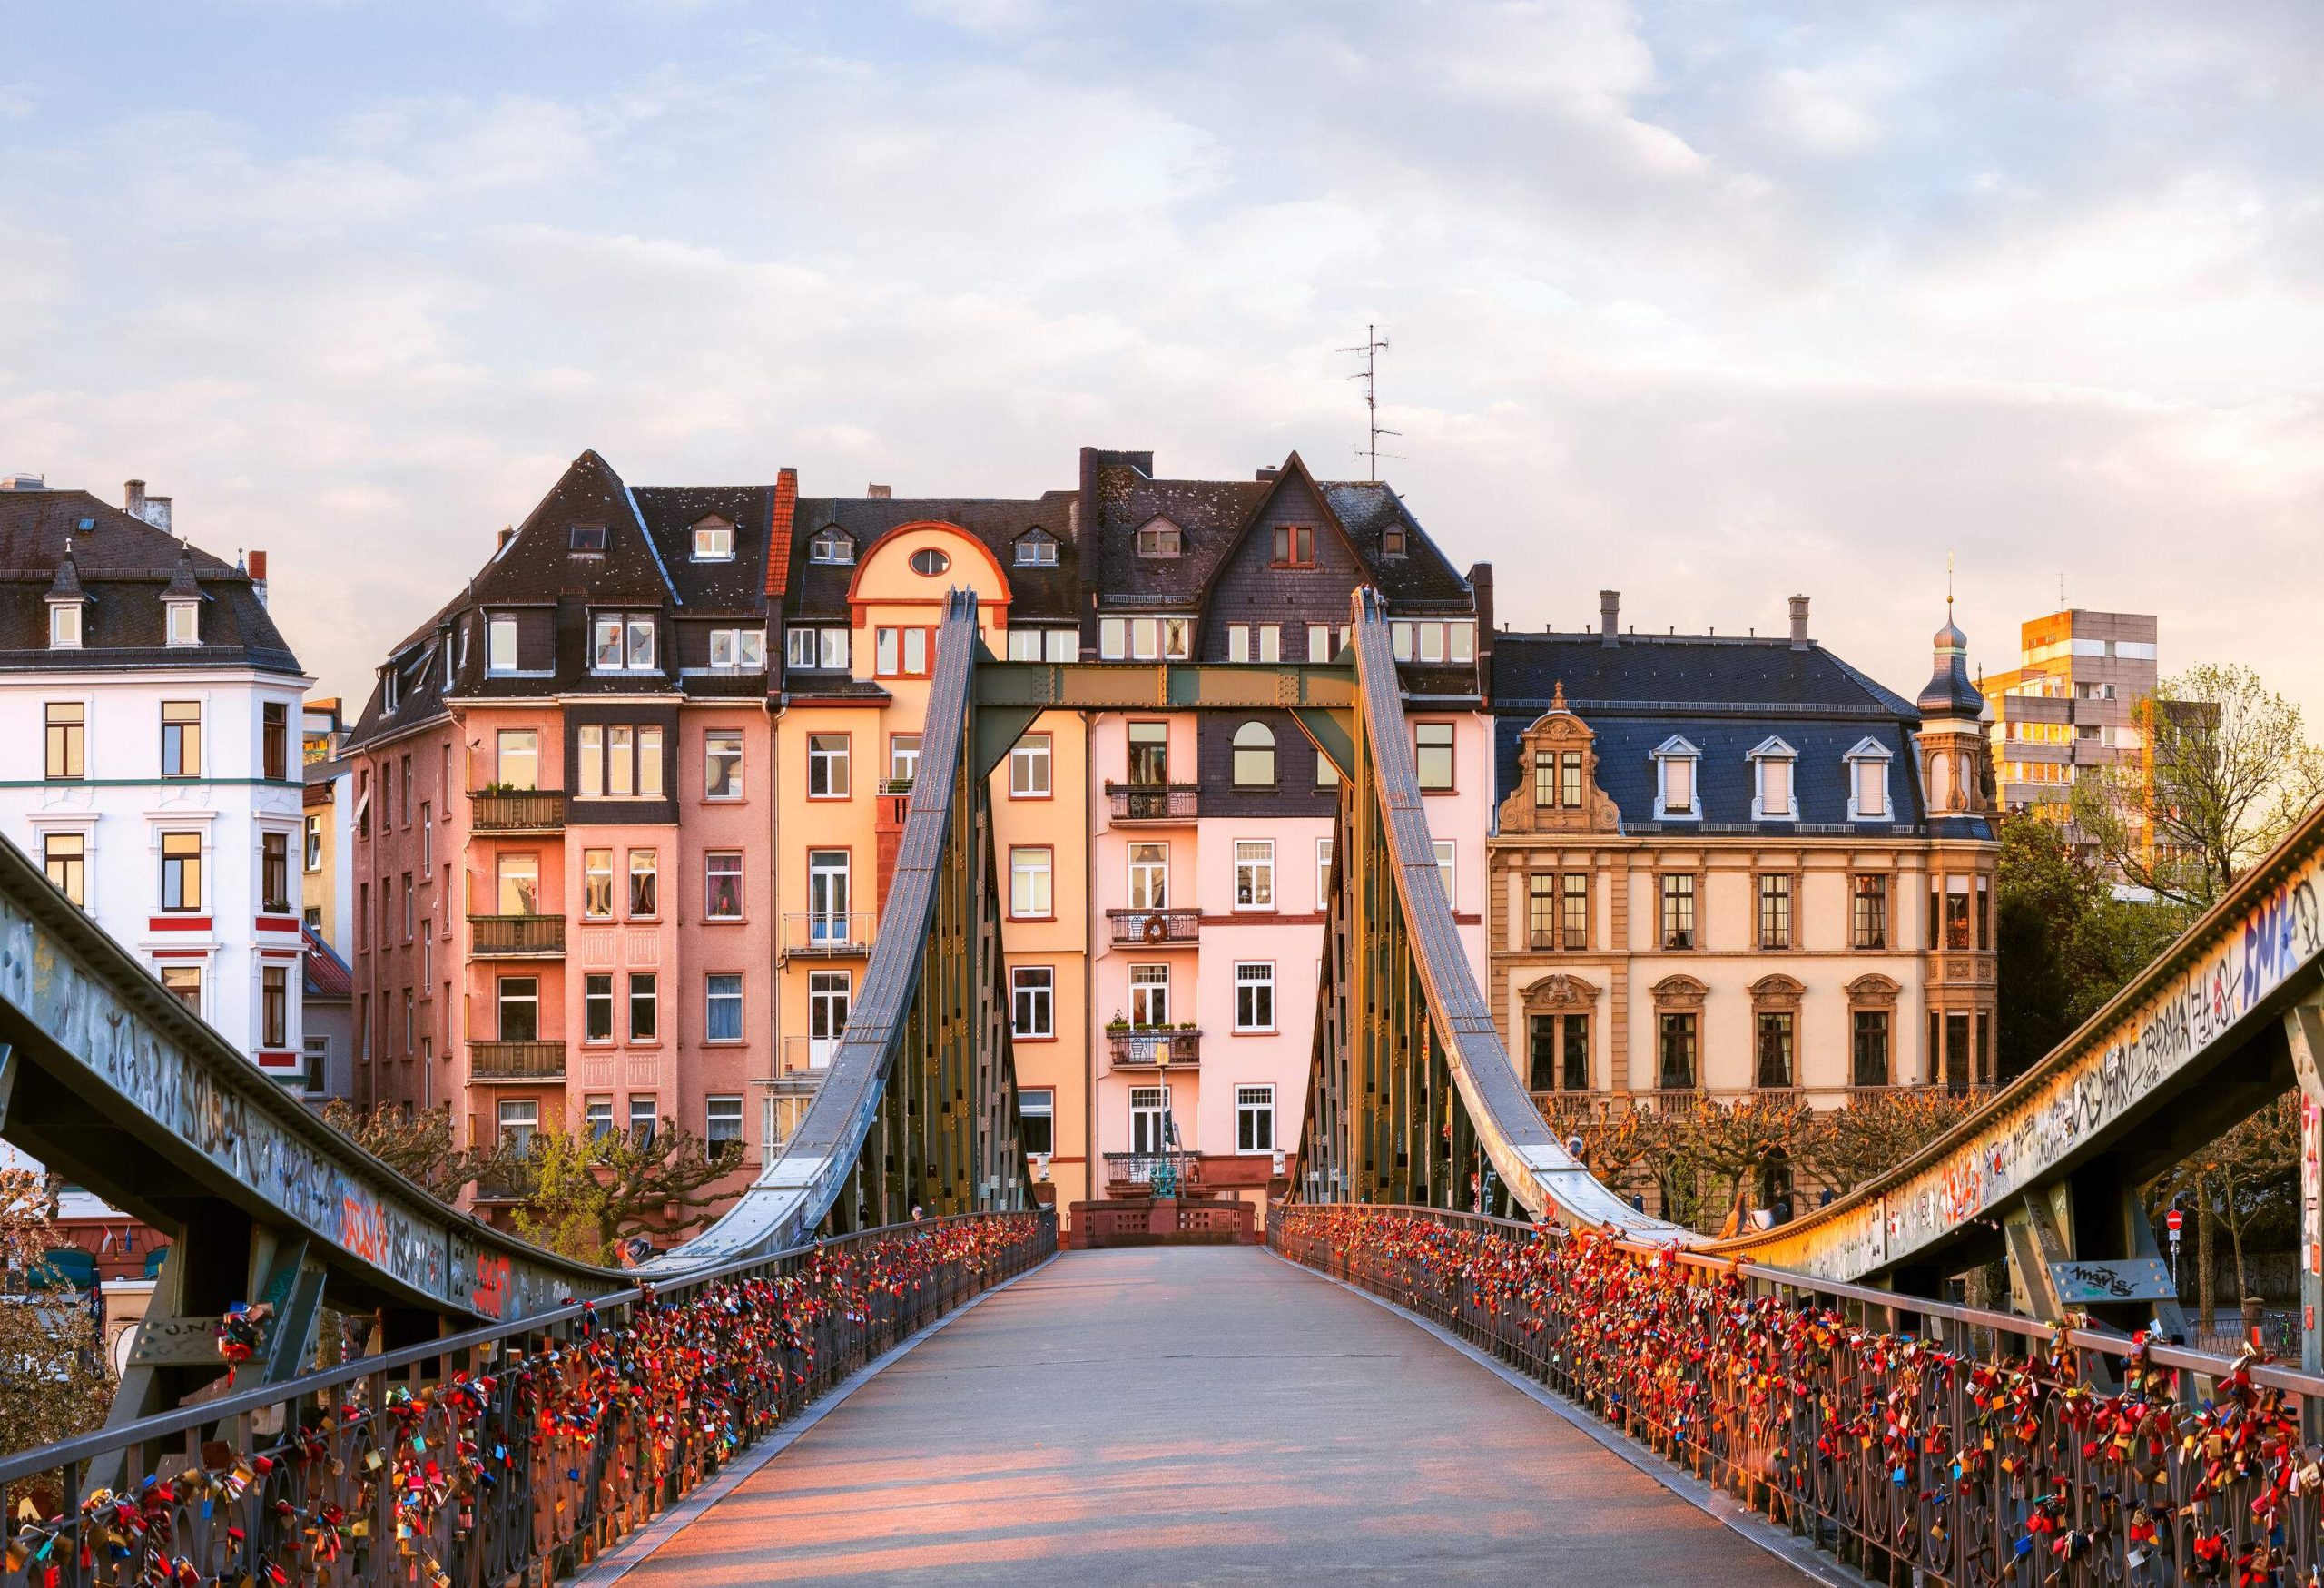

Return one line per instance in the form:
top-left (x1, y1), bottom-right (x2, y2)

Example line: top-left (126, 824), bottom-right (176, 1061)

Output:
top-left (1914, 581), bottom-right (1990, 820)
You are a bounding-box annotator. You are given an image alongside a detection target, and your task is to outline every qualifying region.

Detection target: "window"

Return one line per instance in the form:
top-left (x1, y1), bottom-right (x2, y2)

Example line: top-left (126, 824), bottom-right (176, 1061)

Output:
top-left (301, 1035), bottom-right (329, 1092)
top-left (262, 832), bottom-right (290, 912)
top-left (903, 547), bottom-right (950, 577)
top-left (873, 626), bottom-right (932, 677)
top-left (259, 702), bottom-right (290, 783)
top-left (1006, 627), bottom-right (1078, 662)
top-left (497, 975), bottom-right (539, 1041)
top-left (808, 734), bottom-right (851, 798)
top-left (807, 851), bottom-right (850, 942)
top-left (582, 1097), bottom-right (614, 1140)
top-left (1226, 624), bottom-right (1248, 662)
top-left (261, 965), bottom-right (289, 1049)
top-left (806, 970), bottom-right (850, 1066)
top-left (786, 626), bottom-right (851, 671)
top-left (1852, 1011), bottom-right (1890, 1087)
top-left (569, 522), bottom-right (606, 552)
top-left (168, 599), bottom-right (199, 646)
top-left (1130, 1085), bottom-right (1171, 1154)
top-left (50, 604), bottom-right (82, 647)
top-left (1315, 750), bottom-right (1339, 789)
top-left (1128, 962), bottom-right (1169, 1027)
top-left (1847, 741), bottom-right (1891, 820)
top-left (419, 804), bottom-right (432, 869)
top-left (808, 527), bottom-right (853, 564)
top-left (497, 853), bottom-right (539, 915)
top-left (1652, 737), bottom-right (1699, 818)
top-left (888, 735), bottom-right (921, 787)
top-left (1527, 1013), bottom-right (1590, 1093)
top-left (44, 703), bottom-right (84, 780)
top-left (497, 1100), bottom-right (539, 1156)
top-left (1758, 873), bottom-right (1792, 950)
top-left (1975, 874), bottom-right (1990, 950)
top-left (1433, 840), bottom-right (1456, 907)
top-left (1414, 723), bottom-right (1455, 790)
top-left (1306, 624), bottom-right (1334, 662)
top-left (629, 850), bottom-right (659, 917)
top-left (1009, 734), bottom-right (1051, 797)
top-left (1098, 615), bottom-right (1190, 661)
top-left (703, 850), bottom-right (743, 920)
top-left (1659, 873), bottom-right (1695, 950)
top-left (1231, 721), bottom-right (1275, 786)
top-left (629, 972), bottom-right (658, 1041)
top-left (708, 628), bottom-right (766, 670)
top-left (629, 1095), bottom-right (658, 1142)
top-left (704, 974), bottom-right (743, 1042)
top-left (1136, 521), bottom-right (1181, 558)
top-left (703, 1095), bottom-right (743, 1149)
top-left (1935, 874), bottom-right (1973, 951)
top-left (583, 849), bottom-right (614, 918)
top-left (592, 613), bottom-right (659, 672)
top-left (1127, 722), bottom-right (1167, 784)
top-left (1852, 874), bottom-right (1888, 949)
top-left (1127, 843), bottom-right (1167, 909)
top-left (1271, 525), bottom-right (1315, 567)
top-left (494, 729), bottom-right (537, 790)
top-left (1235, 962), bottom-right (1275, 1031)
top-left (487, 614), bottom-right (518, 674)
top-left (1014, 528), bottom-right (1059, 566)
top-left (584, 973), bottom-right (614, 1042)
top-left (403, 873), bottom-right (414, 938)
top-left (578, 724), bottom-right (662, 799)
top-left (1315, 838), bottom-right (1334, 910)
top-left (1529, 873), bottom-right (1587, 950)
top-left (161, 701), bottom-right (201, 778)
top-left (1381, 526), bottom-right (1407, 557)
top-left (1658, 1012), bottom-right (1698, 1090)
top-left (1236, 1085), bottom-right (1275, 1152)
top-left (1387, 619), bottom-right (1476, 664)
top-left (1011, 967), bottom-right (1054, 1039)
top-left (400, 755), bottom-right (412, 825)
top-left (161, 832), bottom-right (202, 912)
top-left (1009, 846), bottom-right (1052, 918)
top-left (1234, 840), bottom-right (1274, 910)
top-left (693, 520), bottom-right (734, 560)
top-left (43, 833), bottom-right (84, 905)
top-left (1756, 1011), bottom-right (1794, 1088)
top-left (161, 963), bottom-right (202, 1015)
top-left (381, 666), bottom-right (399, 714)
top-left (704, 730), bottom-right (743, 799)
top-left (1019, 1088), bottom-right (1056, 1155)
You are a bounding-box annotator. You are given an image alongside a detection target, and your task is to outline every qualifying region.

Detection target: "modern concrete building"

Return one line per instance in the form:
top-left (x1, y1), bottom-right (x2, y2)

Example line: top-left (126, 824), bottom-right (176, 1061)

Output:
top-left (1977, 607), bottom-right (2160, 833)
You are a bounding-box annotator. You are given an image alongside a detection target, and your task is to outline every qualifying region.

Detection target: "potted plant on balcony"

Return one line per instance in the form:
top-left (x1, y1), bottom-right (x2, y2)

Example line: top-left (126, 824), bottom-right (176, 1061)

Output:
top-left (1105, 1014), bottom-right (1129, 1035)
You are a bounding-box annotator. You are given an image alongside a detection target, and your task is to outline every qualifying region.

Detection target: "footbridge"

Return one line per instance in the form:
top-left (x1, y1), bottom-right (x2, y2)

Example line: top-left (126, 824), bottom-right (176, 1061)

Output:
top-left (6, 586), bottom-right (2324, 1585)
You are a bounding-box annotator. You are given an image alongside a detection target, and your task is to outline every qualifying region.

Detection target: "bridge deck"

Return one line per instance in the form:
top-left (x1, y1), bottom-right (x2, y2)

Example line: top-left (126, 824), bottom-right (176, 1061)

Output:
top-left (620, 1247), bottom-right (1809, 1584)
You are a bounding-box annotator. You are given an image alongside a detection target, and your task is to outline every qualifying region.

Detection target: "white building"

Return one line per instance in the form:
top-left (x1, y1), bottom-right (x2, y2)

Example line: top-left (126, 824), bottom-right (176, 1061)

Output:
top-left (0, 474), bottom-right (313, 1083)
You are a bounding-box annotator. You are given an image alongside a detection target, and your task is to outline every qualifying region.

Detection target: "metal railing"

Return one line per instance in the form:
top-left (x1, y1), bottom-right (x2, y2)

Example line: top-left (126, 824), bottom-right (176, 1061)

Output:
top-left (1102, 1149), bottom-right (1200, 1191)
top-left (1272, 1204), bottom-right (2323, 1588)
top-left (0, 1211), bottom-right (1054, 1588)
top-left (781, 912), bottom-right (874, 956)
top-left (1106, 1029), bottom-right (1201, 1069)
top-left (1104, 783), bottom-right (1199, 823)
top-left (469, 1039), bottom-right (566, 1080)
top-left (467, 913), bottom-right (565, 955)
top-left (468, 789), bottom-right (566, 832)
top-left (1105, 907), bottom-right (1199, 945)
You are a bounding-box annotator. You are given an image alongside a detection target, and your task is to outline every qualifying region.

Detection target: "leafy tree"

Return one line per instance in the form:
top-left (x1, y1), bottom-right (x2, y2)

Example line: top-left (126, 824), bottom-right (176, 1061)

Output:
top-left (2071, 663), bottom-right (2324, 910)
top-left (322, 1100), bottom-right (513, 1203)
top-left (2146, 1093), bottom-right (2300, 1322)
top-left (0, 1169), bottom-right (114, 1478)
top-left (504, 1121), bottom-right (744, 1265)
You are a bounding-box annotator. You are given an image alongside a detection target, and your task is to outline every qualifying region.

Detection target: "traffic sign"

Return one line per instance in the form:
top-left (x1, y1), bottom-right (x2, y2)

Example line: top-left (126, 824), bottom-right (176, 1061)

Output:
top-left (2167, 1208), bottom-right (2184, 1233)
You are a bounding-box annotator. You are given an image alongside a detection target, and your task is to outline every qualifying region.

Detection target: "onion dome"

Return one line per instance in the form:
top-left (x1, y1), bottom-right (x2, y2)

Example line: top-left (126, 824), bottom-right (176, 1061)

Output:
top-left (1916, 600), bottom-right (1981, 716)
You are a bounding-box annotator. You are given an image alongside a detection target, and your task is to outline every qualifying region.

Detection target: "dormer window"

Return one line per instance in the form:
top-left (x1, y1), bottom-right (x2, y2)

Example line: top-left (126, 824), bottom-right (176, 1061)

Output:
top-left (569, 523), bottom-right (606, 553)
top-left (708, 627), bottom-right (766, 671)
top-left (1381, 527), bottom-right (1407, 558)
top-left (1271, 525), bottom-right (1315, 567)
top-left (487, 612), bottom-right (519, 675)
top-left (50, 604), bottom-right (84, 648)
top-left (592, 612), bottom-right (658, 673)
top-left (1014, 528), bottom-right (1059, 567)
top-left (166, 599), bottom-right (200, 646)
top-left (692, 518), bottom-right (734, 560)
top-left (1136, 519), bottom-right (1181, 558)
top-left (381, 666), bottom-right (400, 713)
top-left (1651, 735), bottom-right (1700, 820)
top-left (809, 528), bottom-right (853, 565)
top-left (1846, 737), bottom-right (1894, 821)
top-left (1748, 736), bottom-right (1797, 821)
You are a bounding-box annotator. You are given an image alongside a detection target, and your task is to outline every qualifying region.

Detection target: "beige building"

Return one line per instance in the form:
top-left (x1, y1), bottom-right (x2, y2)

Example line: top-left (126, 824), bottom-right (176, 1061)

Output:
top-left (1486, 596), bottom-right (2001, 1149)
top-left (1978, 607), bottom-right (2159, 823)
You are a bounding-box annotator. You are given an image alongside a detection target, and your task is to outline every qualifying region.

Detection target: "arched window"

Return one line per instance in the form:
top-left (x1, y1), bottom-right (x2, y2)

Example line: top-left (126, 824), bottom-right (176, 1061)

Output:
top-left (910, 547), bottom-right (950, 577)
top-left (1232, 721), bottom-right (1275, 786)
top-left (808, 528), bottom-right (853, 565)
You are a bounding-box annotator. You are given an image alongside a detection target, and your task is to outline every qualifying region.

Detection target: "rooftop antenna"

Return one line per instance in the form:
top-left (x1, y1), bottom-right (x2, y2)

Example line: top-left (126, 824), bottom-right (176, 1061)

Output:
top-left (1338, 323), bottom-right (1400, 481)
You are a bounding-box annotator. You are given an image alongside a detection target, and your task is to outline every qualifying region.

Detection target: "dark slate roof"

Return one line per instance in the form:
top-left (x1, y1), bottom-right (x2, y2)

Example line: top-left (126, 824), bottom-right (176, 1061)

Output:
top-left (633, 485), bottom-right (775, 616)
top-left (464, 449), bottom-right (671, 613)
top-left (1492, 634), bottom-right (1920, 718)
top-left (0, 487), bottom-right (303, 675)
top-left (782, 494), bottom-right (1080, 621)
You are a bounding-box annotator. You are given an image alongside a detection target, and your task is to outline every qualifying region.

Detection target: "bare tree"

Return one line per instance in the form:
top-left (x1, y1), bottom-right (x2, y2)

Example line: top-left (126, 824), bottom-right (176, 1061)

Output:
top-left (506, 1120), bottom-right (745, 1265)
top-left (322, 1100), bottom-right (514, 1204)
top-left (1804, 1090), bottom-right (1985, 1198)
top-left (2073, 663), bottom-right (2324, 909)
top-left (0, 1169), bottom-right (114, 1477)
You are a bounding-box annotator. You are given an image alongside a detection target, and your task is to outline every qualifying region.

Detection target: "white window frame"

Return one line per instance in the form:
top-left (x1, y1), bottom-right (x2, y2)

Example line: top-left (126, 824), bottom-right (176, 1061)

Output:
top-left (705, 1093), bottom-right (743, 1145)
top-left (167, 599), bottom-right (200, 646)
top-left (1014, 529), bottom-right (1058, 567)
top-left (1128, 962), bottom-right (1169, 1027)
top-left (806, 970), bottom-right (851, 1067)
top-left (1315, 837), bottom-right (1334, 912)
top-left (807, 734), bottom-right (851, 798)
top-left (1234, 839), bottom-right (1275, 911)
top-left (497, 1099), bottom-right (539, 1154)
top-left (708, 627), bottom-right (765, 671)
top-left (1236, 1084), bottom-right (1275, 1154)
top-left (1845, 736), bottom-right (1894, 822)
top-left (50, 604), bottom-right (82, 648)
top-left (704, 975), bottom-right (743, 1041)
top-left (808, 528), bottom-right (852, 565)
top-left (1009, 845), bottom-right (1052, 919)
top-left (1127, 842), bottom-right (1167, 910)
top-left (1234, 962), bottom-right (1276, 1033)
top-left (704, 729), bottom-right (743, 800)
top-left (1010, 966), bottom-right (1054, 1039)
top-left (693, 521), bottom-right (734, 560)
top-left (1650, 735), bottom-right (1701, 821)
top-left (487, 613), bottom-right (518, 674)
top-left (1748, 735), bottom-right (1798, 822)
top-left (1019, 1087), bottom-right (1056, 1156)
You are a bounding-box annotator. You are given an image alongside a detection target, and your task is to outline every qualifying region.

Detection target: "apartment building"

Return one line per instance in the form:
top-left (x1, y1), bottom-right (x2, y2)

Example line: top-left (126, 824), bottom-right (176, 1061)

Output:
top-left (1486, 595), bottom-right (1999, 1135)
top-left (340, 450), bottom-right (779, 1210)
top-left (1077, 449), bottom-right (1491, 1228)
top-left (0, 473), bottom-right (311, 1080)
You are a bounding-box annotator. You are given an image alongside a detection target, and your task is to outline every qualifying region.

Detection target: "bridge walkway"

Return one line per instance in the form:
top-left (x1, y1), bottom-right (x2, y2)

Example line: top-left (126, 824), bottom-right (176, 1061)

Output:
top-left (618, 1247), bottom-right (1812, 1585)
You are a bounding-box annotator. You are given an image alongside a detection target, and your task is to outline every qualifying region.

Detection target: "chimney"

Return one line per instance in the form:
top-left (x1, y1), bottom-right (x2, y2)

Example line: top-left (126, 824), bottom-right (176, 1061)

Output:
top-left (143, 496), bottom-right (172, 534)
top-left (1256, 465), bottom-right (1280, 481)
top-left (1467, 562), bottom-right (1494, 687)
top-left (125, 478), bottom-right (146, 517)
top-left (1788, 594), bottom-right (1810, 651)
top-left (249, 549), bottom-right (269, 607)
top-left (1599, 590), bottom-right (1620, 648)
top-left (866, 484), bottom-right (891, 499)
top-left (496, 526), bottom-right (515, 553)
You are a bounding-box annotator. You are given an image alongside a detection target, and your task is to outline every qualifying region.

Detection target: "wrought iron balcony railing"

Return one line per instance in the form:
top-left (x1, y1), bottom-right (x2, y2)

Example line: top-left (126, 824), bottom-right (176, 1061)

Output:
top-left (469, 788), bottom-right (566, 832)
top-left (1106, 907), bottom-right (1199, 945)
top-left (1101, 1149), bottom-right (1200, 1191)
top-left (1104, 782), bottom-right (1200, 823)
top-left (468, 913), bottom-right (566, 955)
top-left (470, 1039), bottom-right (566, 1080)
top-left (1106, 1028), bottom-right (1201, 1069)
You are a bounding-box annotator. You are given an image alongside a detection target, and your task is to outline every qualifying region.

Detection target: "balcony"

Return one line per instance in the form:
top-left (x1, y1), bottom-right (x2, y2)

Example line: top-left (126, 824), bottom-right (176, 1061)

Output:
top-left (468, 913), bottom-right (566, 957)
top-left (782, 912), bottom-right (874, 957)
top-left (1105, 783), bottom-right (1199, 824)
top-left (781, 1034), bottom-right (847, 1073)
top-left (1106, 907), bottom-right (1199, 946)
top-left (470, 789), bottom-right (566, 833)
top-left (470, 1040), bottom-right (566, 1080)
top-left (1102, 1149), bottom-right (1200, 1194)
top-left (1107, 1028), bottom-right (1201, 1070)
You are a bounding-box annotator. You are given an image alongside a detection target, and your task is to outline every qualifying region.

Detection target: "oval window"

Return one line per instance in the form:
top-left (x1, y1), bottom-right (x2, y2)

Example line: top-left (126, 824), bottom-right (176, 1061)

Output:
top-left (910, 547), bottom-right (950, 577)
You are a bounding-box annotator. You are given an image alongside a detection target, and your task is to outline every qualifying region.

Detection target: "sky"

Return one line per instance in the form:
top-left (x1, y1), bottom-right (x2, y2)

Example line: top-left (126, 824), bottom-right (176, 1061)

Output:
top-left (3, 1), bottom-right (2319, 714)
